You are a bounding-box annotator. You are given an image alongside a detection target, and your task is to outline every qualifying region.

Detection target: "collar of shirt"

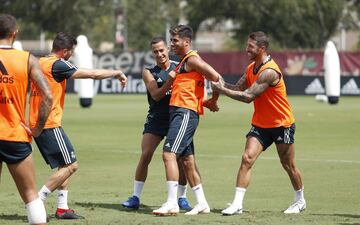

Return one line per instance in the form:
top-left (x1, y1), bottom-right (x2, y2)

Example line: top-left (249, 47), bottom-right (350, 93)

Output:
top-left (0, 45), bottom-right (12, 48)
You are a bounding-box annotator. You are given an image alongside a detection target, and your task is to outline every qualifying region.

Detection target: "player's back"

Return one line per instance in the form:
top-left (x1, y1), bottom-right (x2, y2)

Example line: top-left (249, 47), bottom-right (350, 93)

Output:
top-left (29, 55), bottom-right (66, 129)
top-left (0, 47), bottom-right (31, 142)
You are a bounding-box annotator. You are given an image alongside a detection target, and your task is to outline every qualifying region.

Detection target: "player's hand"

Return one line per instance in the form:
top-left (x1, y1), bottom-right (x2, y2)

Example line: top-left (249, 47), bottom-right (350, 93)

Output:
top-left (30, 127), bottom-right (42, 138)
top-left (21, 122), bottom-right (42, 138)
top-left (21, 122), bottom-right (32, 136)
top-left (116, 71), bottom-right (127, 87)
top-left (211, 76), bottom-right (225, 92)
top-left (203, 98), bottom-right (219, 112)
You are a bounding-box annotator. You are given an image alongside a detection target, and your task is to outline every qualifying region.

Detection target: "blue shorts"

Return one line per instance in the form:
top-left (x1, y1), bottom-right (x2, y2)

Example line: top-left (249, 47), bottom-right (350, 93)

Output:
top-left (34, 127), bottom-right (77, 169)
top-left (0, 140), bottom-right (32, 164)
top-left (246, 123), bottom-right (296, 151)
top-left (143, 112), bottom-right (169, 138)
top-left (163, 106), bottom-right (198, 156)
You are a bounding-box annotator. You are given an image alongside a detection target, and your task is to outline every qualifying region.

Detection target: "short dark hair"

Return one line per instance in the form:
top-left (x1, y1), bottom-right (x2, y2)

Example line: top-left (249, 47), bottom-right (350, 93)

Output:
top-left (150, 36), bottom-right (166, 46)
top-left (0, 14), bottom-right (17, 39)
top-left (169, 25), bottom-right (193, 40)
top-left (52, 32), bottom-right (77, 52)
top-left (249, 31), bottom-right (269, 49)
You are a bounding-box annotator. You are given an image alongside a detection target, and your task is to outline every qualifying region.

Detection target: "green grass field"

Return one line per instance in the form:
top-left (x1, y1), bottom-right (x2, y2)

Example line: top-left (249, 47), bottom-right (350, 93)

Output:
top-left (0, 94), bottom-right (359, 225)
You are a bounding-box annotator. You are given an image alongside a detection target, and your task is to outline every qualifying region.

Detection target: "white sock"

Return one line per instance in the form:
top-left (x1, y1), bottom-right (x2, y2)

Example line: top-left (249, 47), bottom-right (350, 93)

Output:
top-left (295, 187), bottom-right (305, 202)
top-left (166, 181), bottom-right (178, 204)
top-left (26, 197), bottom-right (47, 224)
top-left (232, 187), bottom-right (246, 208)
top-left (133, 180), bottom-right (145, 198)
top-left (57, 190), bottom-right (69, 209)
top-left (192, 184), bottom-right (208, 205)
top-left (178, 184), bottom-right (187, 199)
top-left (38, 185), bottom-right (52, 202)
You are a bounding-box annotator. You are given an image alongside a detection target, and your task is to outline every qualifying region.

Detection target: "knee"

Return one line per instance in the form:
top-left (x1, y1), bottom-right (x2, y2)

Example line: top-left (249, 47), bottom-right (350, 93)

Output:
top-left (162, 152), bottom-right (175, 164)
top-left (140, 151), bottom-right (153, 165)
top-left (67, 162), bottom-right (78, 174)
top-left (241, 152), bottom-right (255, 169)
top-left (181, 158), bottom-right (193, 170)
top-left (280, 159), bottom-right (294, 173)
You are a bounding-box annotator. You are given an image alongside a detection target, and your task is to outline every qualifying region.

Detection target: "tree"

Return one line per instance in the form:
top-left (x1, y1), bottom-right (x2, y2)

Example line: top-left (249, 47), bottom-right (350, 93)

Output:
top-left (185, 0), bottom-right (349, 49)
top-left (0, 0), bottom-right (115, 48)
top-left (124, 0), bottom-right (181, 51)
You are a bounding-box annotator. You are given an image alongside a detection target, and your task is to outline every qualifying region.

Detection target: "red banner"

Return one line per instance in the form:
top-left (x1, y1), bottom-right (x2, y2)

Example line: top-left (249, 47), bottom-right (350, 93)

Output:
top-left (200, 52), bottom-right (360, 77)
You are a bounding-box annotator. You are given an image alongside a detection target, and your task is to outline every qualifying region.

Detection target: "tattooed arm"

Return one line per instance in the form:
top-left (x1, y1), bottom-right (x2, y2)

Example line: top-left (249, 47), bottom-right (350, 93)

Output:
top-left (223, 73), bottom-right (248, 91)
top-left (212, 69), bottom-right (280, 103)
top-left (28, 54), bottom-right (53, 137)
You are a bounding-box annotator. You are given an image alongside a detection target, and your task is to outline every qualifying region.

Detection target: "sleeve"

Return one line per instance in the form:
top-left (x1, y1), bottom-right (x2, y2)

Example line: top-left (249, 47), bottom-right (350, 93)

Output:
top-left (51, 59), bottom-right (78, 82)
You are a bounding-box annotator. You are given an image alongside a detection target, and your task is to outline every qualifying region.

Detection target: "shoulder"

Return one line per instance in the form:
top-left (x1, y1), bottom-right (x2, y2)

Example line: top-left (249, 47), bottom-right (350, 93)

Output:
top-left (169, 61), bottom-right (178, 69)
top-left (145, 64), bottom-right (159, 73)
top-left (53, 59), bottom-right (77, 71)
top-left (186, 53), bottom-right (203, 67)
top-left (51, 59), bottom-right (78, 82)
top-left (258, 68), bottom-right (280, 85)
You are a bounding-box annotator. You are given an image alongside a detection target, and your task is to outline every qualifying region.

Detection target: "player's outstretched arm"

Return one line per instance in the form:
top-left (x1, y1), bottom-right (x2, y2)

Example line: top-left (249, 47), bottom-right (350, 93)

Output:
top-left (212, 69), bottom-right (279, 103)
top-left (71, 69), bottom-right (127, 87)
top-left (142, 68), bottom-right (175, 102)
top-left (28, 54), bottom-right (53, 137)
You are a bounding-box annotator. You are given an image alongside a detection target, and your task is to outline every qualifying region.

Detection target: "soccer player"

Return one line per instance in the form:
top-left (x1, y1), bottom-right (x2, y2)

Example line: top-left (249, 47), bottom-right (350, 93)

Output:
top-left (121, 36), bottom-right (192, 211)
top-left (152, 25), bottom-right (220, 216)
top-left (212, 31), bottom-right (306, 215)
top-left (0, 14), bottom-right (53, 225)
top-left (29, 32), bottom-right (127, 219)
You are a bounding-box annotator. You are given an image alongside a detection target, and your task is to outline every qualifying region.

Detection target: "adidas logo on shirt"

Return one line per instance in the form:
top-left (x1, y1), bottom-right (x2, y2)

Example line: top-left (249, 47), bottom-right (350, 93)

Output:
top-left (157, 77), bottom-right (163, 83)
top-left (305, 78), bottom-right (325, 94)
top-left (341, 78), bottom-right (360, 95)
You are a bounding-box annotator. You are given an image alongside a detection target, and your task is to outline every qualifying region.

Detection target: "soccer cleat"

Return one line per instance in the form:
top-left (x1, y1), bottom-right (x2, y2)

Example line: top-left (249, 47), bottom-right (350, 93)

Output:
top-left (121, 196), bottom-right (140, 209)
top-left (284, 199), bottom-right (306, 214)
top-left (221, 204), bottom-right (243, 216)
top-left (152, 202), bottom-right (179, 216)
top-left (184, 203), bottom-right (210, 215)
top-left (55, 208), bottom-right (84, 219)
top-left (178, 197), bottom-right (192, 211)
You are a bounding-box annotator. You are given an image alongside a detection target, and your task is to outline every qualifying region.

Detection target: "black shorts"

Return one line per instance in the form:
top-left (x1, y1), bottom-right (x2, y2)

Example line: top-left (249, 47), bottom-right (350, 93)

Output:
top-left (34, 127), bottom-right (77, 169)
top-left (246, 123), bottom-right (296, 151)
top-left (163, 107), bottom-right (198, 157)
top-left (143, 112), bottom-right (169, 138)
top-left (0, 140), bottom-right (32, 164)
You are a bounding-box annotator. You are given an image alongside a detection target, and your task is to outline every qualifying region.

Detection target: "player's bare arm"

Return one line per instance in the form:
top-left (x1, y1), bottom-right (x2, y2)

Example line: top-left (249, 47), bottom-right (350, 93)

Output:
top-left (28, 54), bottom-right (53, 137)
top-left (226, 73), bottom-right (247, 91)
top-left (186, 56), bottom-right (220, 82)
top-left (71, 69), bottom-right (127, 87)
top-left (212, 69), bottom-right (279, 103)
top-left (142, 68), bottom-right (174, 102)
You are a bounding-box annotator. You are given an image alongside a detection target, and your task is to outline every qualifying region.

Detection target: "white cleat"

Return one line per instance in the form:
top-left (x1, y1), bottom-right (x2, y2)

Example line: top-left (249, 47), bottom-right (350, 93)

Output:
top-left (284, 199), bottom-right (306, 214)
top-left (152, 202), bottom-right (179, 216)
top-left (184, 203), bottom-right (210, 215)
top-left (221, 204), bottom-right (243, 216)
